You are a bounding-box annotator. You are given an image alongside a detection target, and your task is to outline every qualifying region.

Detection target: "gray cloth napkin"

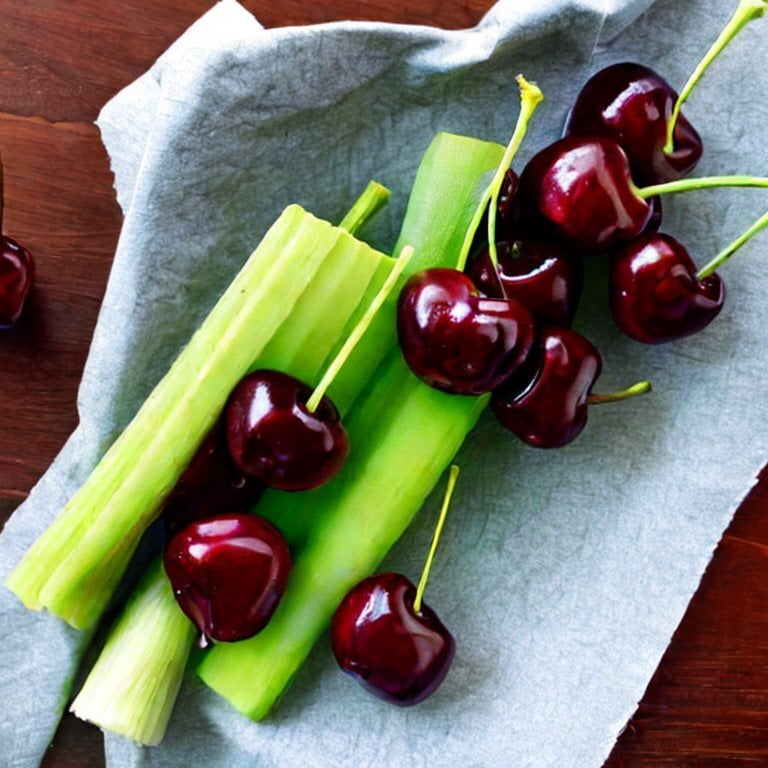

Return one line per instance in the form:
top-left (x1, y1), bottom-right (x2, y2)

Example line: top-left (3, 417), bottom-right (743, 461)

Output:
top-left (3, 0), bottom-right (768, 766)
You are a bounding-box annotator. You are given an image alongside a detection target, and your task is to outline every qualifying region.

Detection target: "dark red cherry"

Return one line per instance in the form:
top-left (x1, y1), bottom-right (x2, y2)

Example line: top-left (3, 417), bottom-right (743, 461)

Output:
top-left (610, 232), bottom-right (725, 344)
top-left (468, 239), bottom-right (583, 327)
top-left (491, 328), bottom-right (602, 448)
top-left (225, 370), bottom-right (348, 491)
top-left (397, 268), bottom-right (535, 395)
top-left (163, 421), bottom-right (263, 536)
top-left (519, 135), bottom-right (652, 254)
top-left (164, 513), bottom-right (291, 643)
top-left (331, 572), bottom-right (455, 706)
top-left (0, 235), bottom-right (34, 328)
top-left (565, 63), bottom-right (702, 186)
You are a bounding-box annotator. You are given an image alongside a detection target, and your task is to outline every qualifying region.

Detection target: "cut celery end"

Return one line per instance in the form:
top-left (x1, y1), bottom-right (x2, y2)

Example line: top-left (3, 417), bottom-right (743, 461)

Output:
top-left (6, 206), bottom-right (393, 630)
top-left (198, 132), bottom-right (505, 719)
top-left (70, 560), bottom-right (195, 746)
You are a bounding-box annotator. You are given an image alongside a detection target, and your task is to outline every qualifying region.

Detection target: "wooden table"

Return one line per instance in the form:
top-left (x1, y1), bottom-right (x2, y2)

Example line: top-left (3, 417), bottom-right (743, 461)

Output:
top-left (1, 2), bottom-right (767, 765)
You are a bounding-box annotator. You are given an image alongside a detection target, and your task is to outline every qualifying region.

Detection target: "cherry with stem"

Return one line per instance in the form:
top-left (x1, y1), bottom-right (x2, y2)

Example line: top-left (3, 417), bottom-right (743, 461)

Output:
top-left (520, 133), bottom-right (768, 254)
top-left (331, 466), bottom-right (460, 706)
top-left (227, 245), bottom-right (414, 490)
top-left (611, 209), bottom-right (768, 343)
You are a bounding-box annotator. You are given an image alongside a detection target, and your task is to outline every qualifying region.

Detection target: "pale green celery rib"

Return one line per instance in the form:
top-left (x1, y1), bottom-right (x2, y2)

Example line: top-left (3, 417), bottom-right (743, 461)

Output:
top-left (69, 207), bottom-right (396, 743)
top-left (70, 560), bottom-right (195, 746)
top-left (5, 206), bottom-right (390, 630)
top-left (198, 132), bottom-right (505, 720)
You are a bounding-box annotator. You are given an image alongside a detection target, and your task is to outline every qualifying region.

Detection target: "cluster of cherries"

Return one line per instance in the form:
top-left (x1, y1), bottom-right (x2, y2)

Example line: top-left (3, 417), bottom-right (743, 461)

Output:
top-left (0, 154), bottom-right (35, 328)
top-left (164, 4), bottom-right (768, 708)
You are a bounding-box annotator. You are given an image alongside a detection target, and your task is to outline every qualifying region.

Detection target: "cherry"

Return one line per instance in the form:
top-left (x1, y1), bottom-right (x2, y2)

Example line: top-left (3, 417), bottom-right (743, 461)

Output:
top-left (611, 233), bottom-right (725, 344)
top-left (164, 513), bottom-right (291, 643)
top-left (468, 239), bottom-right (583, 327)
top-left (491, 328), bottom-right (601, 448)
top-left (397, 268), bottom-right (535, 395)
top-left (163, 421), bottom-right (263, 536)
top-left (518, 134), bottom-right (768, 254)
top-left (564, 63), bottom-right (702, 185)
top-left (491, 329), bottom-right (651, 448)
top-left (331, 572), bottom-right (455, 706)
top-left (331, 466), bottom-right (459, 706)
top-left (0, 155), bottom-right (34, 328)
top-left (225, 369), bottom-right (348, 492)
top-left (474, 169), bottom-right (520, 246)
top-left (565, 1), bottom-right (768, 185)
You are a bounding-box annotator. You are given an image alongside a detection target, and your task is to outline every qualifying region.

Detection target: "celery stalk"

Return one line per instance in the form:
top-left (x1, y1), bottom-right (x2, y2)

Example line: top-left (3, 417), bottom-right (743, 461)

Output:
top-left (69, 189), bottom-right (396, 741)
top-left (6, 206), bottom-right (392, 630)
top-left (198, 132), bottom-right (504, 719)
top-left (70, 561), bottom-right (195, 746)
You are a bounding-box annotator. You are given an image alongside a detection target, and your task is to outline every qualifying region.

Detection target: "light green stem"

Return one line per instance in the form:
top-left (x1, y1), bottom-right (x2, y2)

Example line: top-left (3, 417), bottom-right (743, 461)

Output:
top-left (455, 75), bottom-right (543, 273)
top-left (587, 381), bottom-right (652, 405)
top-left (637, 175), bottom-right (768, 199)
top-left (306, 245), bottom-right (414, 413)
top-left (696, 209), bottom-right (768, 279)
top-left (665, 0), bottom-right (768, 155)
top-left (413, 464), bottom-right (459, 614)
top-left (338, 181), bottom-right (390, 235)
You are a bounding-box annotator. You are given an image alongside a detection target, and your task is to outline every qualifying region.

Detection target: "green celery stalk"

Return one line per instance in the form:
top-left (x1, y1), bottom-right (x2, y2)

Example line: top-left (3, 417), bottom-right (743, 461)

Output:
top-left (198, 132), bottom-right (504, 720)
top-left (69, 186), bottom-right (396, 742)
top-left (6, 205), bottom-right (393, 630)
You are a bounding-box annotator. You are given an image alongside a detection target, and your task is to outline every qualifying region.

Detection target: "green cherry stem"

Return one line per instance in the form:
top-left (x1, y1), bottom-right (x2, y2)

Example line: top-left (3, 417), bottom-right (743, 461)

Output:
top-left (413, 464), bottom-right (460, 615)
top-left (486, 76), bottom-right (544, 268)
top-left (338, 180), bottom-right (391, 236)
top-left (587, 381), bottom-right (652, 406)
top-left (637, 175), bottom-right (768, 199)
top-left (696, 209), bottom-right (768, 280)
top-left (455, 75), bottom-right (544, 273)
top-left (305, 244), bottom-right (414, 413)
top-left (665, 0), bottom-right (768, 155)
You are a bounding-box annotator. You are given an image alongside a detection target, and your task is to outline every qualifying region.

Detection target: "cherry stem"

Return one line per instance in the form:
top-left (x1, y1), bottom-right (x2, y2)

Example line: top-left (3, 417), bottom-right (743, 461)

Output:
top-left (338, 180), bottom-right (390, 236)
top-left (413, 464), bottom-right (460, 615)
top-left (665, 0), bottom-right (767, 155)
top-left (587, 380), bottom-right (652, 405)
top-left (305, 244), bottom-right (414, 413)
top-left (696, 208), bottom-right (768, 279)
top-left (637, 175), bottom-right (768, 200)
top-left (455, 75), bottom-right (544, 273)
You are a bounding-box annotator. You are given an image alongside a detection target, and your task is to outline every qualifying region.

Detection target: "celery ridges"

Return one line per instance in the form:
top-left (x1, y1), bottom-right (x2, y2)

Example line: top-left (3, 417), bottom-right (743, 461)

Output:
top-left (6, 206), bottom-right (392, 630)
top-left (198, 132), bottom-right (504, 719)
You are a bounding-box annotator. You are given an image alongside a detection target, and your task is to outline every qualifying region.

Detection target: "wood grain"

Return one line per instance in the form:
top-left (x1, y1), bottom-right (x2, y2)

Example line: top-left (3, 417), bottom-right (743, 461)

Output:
top-left (0, 2), bottom-right (766, 767)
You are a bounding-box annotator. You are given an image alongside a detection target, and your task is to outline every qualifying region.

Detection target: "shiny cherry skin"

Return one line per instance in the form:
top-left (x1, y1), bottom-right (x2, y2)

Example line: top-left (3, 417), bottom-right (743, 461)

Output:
top-left (0, 235), bottom-right (33, 327)
top-left (163, 421), bottom-right (263, 536)
top-left (518, 135), bottom-right (652, 254)
top-left (331, 572), bottom-right (455, 706)
top-left (565, 63), bottom-right (703, 186)
top-left (226, 370), bottom-right (348, 491)
top-left (610, 232), bottom-right (725, 344)
top-left (397, 268), bottom-right (535, 395)
top-left (164, 513), bottom-right (291, 642)
top-left (491, 328), bottom-right (602, 448)
top-left (468, 239), bottom-right (583, 327)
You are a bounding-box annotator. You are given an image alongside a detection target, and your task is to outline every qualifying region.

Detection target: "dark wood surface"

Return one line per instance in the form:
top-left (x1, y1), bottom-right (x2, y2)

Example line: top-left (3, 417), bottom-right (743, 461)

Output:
top-left (0, 2), bottom-right (766, 766)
